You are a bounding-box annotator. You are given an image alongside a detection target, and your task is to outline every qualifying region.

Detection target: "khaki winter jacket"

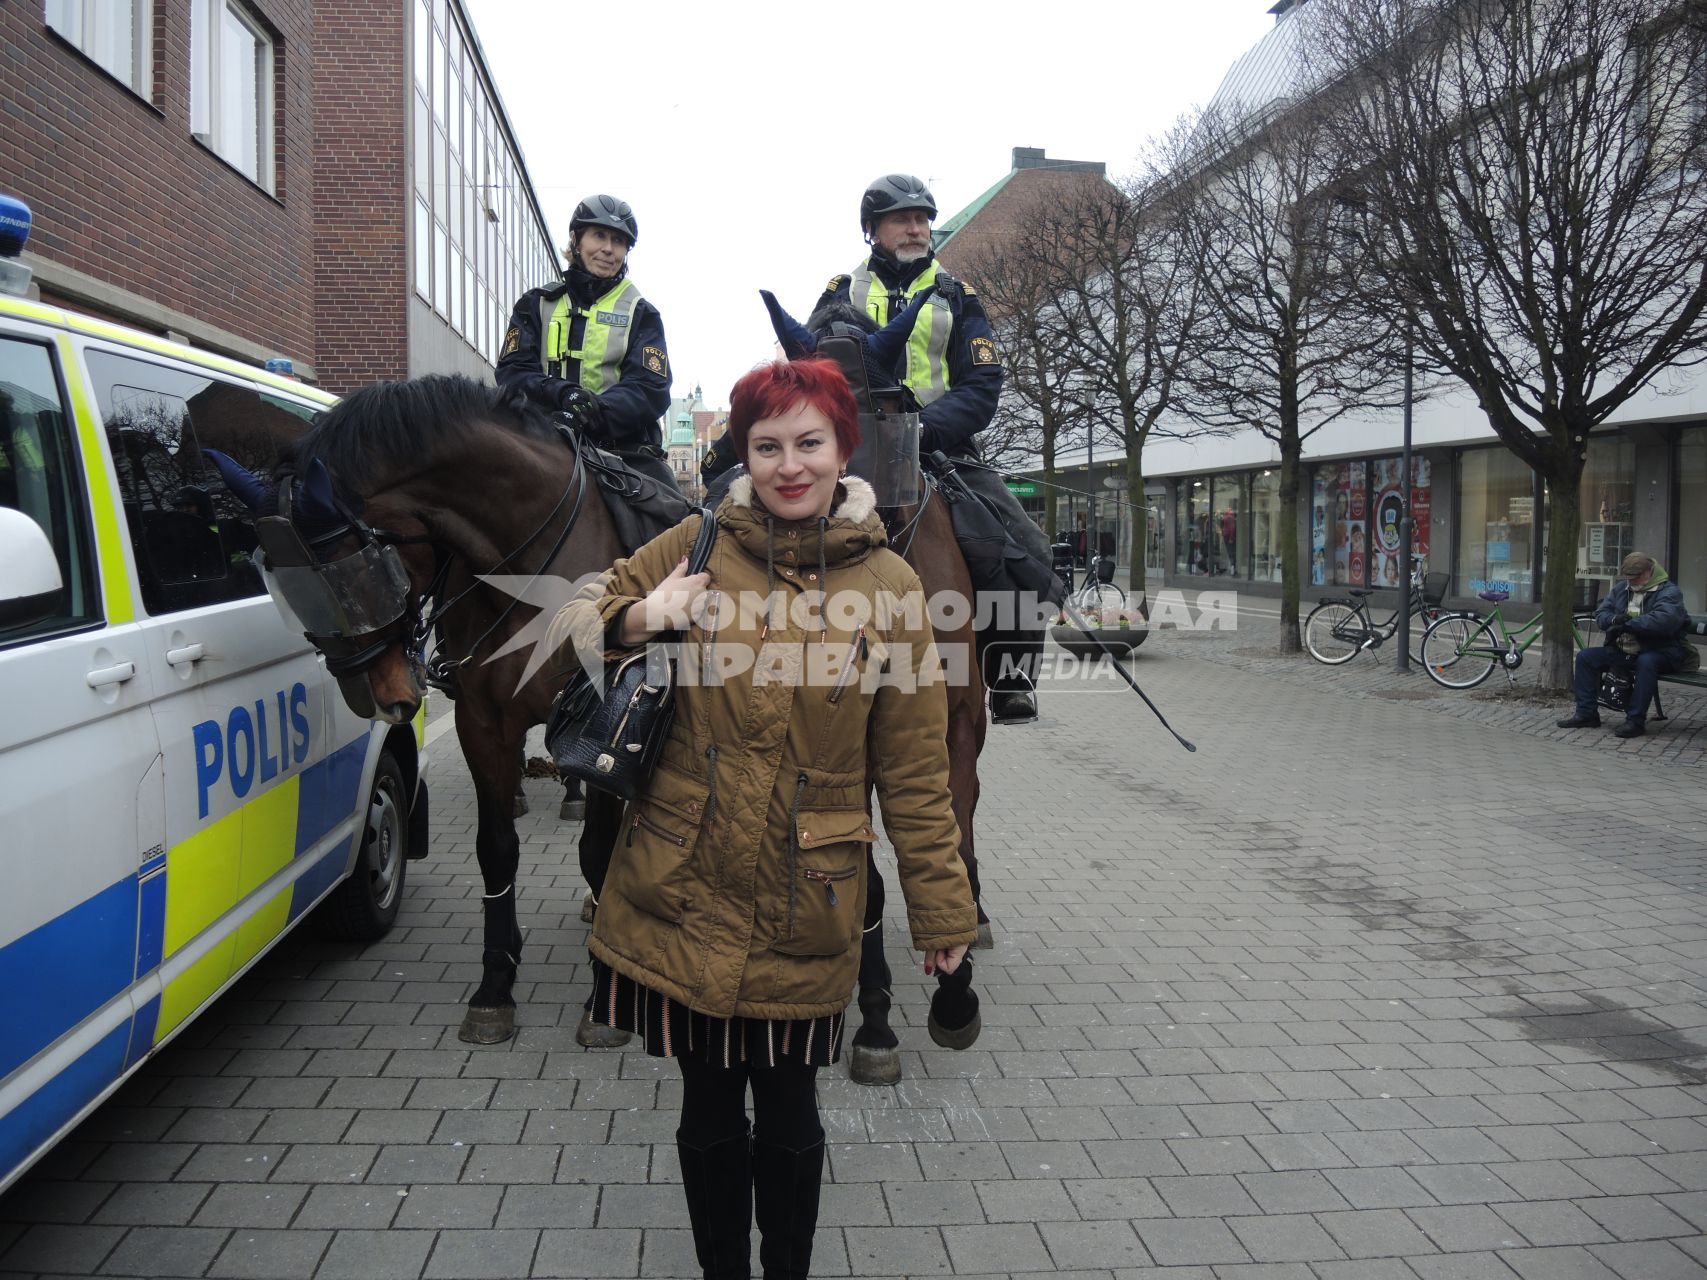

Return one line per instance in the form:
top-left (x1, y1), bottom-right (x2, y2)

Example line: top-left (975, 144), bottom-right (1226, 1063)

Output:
top-left (571, 475), bottom-right (977, 1020)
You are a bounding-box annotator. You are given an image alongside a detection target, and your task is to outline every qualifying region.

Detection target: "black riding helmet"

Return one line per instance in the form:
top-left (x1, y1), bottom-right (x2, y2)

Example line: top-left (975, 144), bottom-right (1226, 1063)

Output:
top-left (859, 174), bottom-right (937, 235)
top-left (570, 193), bottom-right (638, 247)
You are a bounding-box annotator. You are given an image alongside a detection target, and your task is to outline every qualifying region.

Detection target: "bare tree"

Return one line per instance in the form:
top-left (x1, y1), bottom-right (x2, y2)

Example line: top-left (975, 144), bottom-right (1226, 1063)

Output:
top-left (960, 223), bottom-right (1101, 539)
top-left (1007, 145), bottom-right (1208, 603)
top-left (1175, 104), bottom-right (1411, 652)
top-left (1307, 0), bottom-right (1707, 686)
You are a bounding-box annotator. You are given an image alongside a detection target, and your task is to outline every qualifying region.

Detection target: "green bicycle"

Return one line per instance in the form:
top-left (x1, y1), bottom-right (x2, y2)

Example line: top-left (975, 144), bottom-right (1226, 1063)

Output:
top-left (1420, 590), bottom-right (1604, 690)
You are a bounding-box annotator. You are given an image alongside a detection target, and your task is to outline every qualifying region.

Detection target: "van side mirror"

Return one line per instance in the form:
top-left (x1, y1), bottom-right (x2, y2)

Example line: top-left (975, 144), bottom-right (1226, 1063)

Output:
top-left (0, 506), bottom-right (65, 631)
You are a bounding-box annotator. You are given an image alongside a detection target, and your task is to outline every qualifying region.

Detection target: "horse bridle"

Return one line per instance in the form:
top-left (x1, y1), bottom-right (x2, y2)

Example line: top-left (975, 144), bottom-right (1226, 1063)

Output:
top-left (264, 423), bottom-right (594, 693)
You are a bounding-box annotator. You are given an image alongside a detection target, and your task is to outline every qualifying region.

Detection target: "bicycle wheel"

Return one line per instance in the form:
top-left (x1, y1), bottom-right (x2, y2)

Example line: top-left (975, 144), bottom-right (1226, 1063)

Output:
top-left (1422, 614), bottom-right (1498, 689)
top-left (1406, 607), bottom-right (1443, 664)
top-left (1304, 602), bottom-right (1365, 665)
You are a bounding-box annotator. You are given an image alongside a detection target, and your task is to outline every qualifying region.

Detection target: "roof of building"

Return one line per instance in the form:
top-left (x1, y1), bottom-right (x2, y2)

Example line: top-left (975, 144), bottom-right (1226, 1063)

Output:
top-left (1200, 2), bottom-right (1309, 131)
top-left (934, 148), bottom-right (1107, 254)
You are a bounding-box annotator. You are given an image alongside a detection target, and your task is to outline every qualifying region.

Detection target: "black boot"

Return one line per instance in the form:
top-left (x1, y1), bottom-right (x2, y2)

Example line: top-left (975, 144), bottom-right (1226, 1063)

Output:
top-left (677, 1126), bottom-right (753, 1280)
top-left (752, 1136), bottom-right (824, 1280)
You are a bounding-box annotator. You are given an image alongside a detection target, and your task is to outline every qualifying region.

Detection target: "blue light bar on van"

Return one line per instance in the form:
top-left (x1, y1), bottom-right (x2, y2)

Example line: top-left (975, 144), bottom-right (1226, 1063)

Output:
top-left (0, 195), bottom-right (29, 258)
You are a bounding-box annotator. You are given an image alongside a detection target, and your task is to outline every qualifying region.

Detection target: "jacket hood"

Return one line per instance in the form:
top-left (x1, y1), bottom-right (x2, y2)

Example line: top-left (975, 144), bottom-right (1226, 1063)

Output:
top-left (720, 474), bottom-right (884, 558)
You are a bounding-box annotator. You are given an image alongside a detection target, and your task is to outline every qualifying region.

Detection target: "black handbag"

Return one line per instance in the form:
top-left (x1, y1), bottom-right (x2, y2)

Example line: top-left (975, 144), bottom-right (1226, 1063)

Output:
top-left (546, 509), bottom-right (717, 801)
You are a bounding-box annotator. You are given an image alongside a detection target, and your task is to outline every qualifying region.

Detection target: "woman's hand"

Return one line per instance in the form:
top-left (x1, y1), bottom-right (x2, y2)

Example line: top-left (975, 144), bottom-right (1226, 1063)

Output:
top-left (924, 943), bottom-right (968, 977)
top-left (620, 557), bottom-right (711, 646)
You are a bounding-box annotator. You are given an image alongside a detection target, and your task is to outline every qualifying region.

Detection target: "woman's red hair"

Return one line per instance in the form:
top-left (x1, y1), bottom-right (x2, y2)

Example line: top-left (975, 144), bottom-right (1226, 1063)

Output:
top-left (726, 358), bottom-right (861, 462)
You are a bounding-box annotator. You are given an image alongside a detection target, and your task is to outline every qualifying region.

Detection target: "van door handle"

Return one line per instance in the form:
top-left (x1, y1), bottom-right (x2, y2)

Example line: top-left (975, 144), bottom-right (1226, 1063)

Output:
top-left (87, 661), bottom-right (137, 688)
top-left (166, 643), bottom-right (205, 667)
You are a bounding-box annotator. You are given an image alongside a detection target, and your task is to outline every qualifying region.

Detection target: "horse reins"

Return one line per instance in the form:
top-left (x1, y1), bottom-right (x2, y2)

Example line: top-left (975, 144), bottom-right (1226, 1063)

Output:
top-left (398, 422), bottom-right (593, 693)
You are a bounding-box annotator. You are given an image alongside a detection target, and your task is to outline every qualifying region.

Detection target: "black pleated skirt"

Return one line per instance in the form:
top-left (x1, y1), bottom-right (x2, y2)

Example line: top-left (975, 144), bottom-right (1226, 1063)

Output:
top-left (588, 959), bottom-right (845, 1067)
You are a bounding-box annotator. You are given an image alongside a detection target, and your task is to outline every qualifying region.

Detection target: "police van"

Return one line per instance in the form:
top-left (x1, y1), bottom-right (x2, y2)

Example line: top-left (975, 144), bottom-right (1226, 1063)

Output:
top-left (0, 216), bottom-right (426, 1193)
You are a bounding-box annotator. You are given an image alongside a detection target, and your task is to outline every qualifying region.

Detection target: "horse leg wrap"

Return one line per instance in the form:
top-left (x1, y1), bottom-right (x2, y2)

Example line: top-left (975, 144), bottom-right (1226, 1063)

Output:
top-left (928, 953), bottom-right (981, 1051)
top-left (849, 922), bottom-right (900, 1086)
top-left (460, 887), bottom-right (522, 1045)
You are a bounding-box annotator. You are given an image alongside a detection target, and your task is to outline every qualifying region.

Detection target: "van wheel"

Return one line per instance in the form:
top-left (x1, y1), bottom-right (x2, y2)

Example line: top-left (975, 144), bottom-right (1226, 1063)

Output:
top-left (317, 751), bottom-right (407, 941)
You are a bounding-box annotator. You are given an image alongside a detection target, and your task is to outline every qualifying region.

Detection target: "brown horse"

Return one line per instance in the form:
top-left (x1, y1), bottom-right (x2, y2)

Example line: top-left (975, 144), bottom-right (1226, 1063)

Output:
top-left (216, 376), bottom-right (632, 1045)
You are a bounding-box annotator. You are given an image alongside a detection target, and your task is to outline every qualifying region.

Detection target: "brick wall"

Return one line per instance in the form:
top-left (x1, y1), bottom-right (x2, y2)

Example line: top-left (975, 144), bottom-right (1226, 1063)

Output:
top-left (1, 1), bottom-right (318, 365)
top-left (310, 0), bottom-right (407, 393)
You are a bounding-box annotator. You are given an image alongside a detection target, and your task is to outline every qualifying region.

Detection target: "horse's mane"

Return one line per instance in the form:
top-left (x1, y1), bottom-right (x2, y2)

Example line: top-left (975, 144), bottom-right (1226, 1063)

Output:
top-left (297, 375), bottom-right (558, 493)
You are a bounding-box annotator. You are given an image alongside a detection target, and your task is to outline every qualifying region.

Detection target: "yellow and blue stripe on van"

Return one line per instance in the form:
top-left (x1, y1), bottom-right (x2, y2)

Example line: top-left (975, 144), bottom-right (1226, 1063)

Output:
top-left (0, 735), bottom-right (368, 1179)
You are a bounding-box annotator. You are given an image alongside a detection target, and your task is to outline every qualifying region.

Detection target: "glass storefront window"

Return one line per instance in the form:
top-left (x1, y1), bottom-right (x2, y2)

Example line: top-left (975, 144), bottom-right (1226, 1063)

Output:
top-left (1458, 449), bottom-right (1536, 599)
top-left (1176, 478), bottom-right (1210, 575)
top-left (1145, 501), bottom-right (1165, 577)
top-left (1679, 429), bottom-right (1706, 617)
top-left (1366, 456), bottom-right (1432, 587)
top-left (1209, 473), bottom-right (1244, 578)
top-left (1250, 470), bottom-right (1282, 583)
top-left (1312, 460), bottom-right (1369, 586)
top-left (1566, 436), bottom-right (1635, 610)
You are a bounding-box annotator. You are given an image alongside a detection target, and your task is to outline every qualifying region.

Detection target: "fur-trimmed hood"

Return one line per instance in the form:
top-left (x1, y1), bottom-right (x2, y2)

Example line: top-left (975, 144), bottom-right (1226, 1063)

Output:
top-left (717, 473), bottom-right (886, 571)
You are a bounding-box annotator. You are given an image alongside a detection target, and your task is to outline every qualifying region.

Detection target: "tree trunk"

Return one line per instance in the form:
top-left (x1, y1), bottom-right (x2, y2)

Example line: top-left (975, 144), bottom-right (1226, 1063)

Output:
top-left (1042, 434), bottom-right (1058, 542)
top-left (1538, 453), bottom-right (1585, 691)
top-left (1126, 454), bottom-right (1147, 606)
top-left (1278, 442), bottom-right (1302, 653)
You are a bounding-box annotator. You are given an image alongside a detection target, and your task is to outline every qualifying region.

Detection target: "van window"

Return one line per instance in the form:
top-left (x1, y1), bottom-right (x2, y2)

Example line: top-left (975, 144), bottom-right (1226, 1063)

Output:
top-left (86, 350), bottom-right (317, 615)
top-left (0, 337), bottom-right (98, 642)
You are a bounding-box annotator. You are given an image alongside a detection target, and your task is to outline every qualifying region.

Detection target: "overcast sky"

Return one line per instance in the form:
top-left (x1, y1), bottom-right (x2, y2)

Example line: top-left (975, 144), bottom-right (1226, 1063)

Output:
top-left (462, 0), bottom-right (1280, 412)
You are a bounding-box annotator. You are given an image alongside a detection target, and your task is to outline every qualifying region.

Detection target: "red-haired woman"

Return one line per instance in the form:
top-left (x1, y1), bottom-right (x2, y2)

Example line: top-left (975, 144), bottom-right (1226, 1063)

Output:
top-left (553, 357), bottom-right (977, 1278)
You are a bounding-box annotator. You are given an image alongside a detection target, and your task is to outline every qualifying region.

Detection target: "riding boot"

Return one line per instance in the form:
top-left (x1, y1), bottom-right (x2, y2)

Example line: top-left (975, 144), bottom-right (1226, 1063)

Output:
top-left (849, 924), bottom-right (900, 1086)
top-left (677, 1125), bottom-right (753, 1280)
top-left (928, 953), bottom-right (981, 1050)
top-left (752, 1136), bottom-right (824, 1280)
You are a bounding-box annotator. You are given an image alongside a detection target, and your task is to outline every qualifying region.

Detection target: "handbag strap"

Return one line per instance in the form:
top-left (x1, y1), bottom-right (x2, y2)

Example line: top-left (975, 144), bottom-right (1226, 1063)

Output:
top-left (659, 507), bottom-right (717, 645)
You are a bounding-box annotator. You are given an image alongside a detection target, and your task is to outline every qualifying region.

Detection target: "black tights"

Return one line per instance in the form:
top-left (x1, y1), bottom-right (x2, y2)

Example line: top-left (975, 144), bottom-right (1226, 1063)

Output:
top-left (677, 1056), bottom-right (823, 1150)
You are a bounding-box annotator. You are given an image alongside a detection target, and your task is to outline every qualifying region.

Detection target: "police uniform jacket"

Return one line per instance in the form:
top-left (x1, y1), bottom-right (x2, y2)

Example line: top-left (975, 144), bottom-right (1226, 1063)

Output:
top-left (559, 475), bottom-right (978, 1019)
top-left (496, 269), bottom-right (672, 453)
top-left (815, 252), bottom-right (1003, 458)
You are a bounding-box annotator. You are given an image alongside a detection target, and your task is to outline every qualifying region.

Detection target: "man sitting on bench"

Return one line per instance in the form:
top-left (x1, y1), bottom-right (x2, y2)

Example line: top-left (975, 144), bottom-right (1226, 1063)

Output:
top-left (1558, 551), bottom-right (1691, 739)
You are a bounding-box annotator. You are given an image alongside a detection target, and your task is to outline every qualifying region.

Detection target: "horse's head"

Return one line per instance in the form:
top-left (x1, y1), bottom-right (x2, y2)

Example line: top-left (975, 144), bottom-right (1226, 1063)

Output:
top-left (208, 449), bottom-right (434, 724)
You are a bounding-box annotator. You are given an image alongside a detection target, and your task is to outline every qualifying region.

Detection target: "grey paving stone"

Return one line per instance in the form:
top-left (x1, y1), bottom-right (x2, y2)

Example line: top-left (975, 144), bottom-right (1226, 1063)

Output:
top-left (421, 1227), bottom-right (539, 1278)
top-left (191, 1183), bottom-right (307, 1228)
top-left (1153, 1174), bottom-right (1262, 1217)
top-left (940, 1221), bottom-right (1053, 1273)
top-left (1129, 1217), bottom-right (1249, 1266)
top-left (1407, 1204), bottom-right (1528, 1252)
top-left (1225, 1212), bottom-right (1346, 1262)
top-left (1037, 1218), bottom-right (1149, 1269)
top-left (315, 1228), bottom-right (435, 1279)
top-left (1498, 1244), bottom-right (1622, 1278)
top-left (99, 1225), bottom-right (229, 1276)
top-left (88, 1181), bottom-right (210, 1227)
top-left (393, 1184), bottom-right (501, 1229)
top-left (493, 1184), bottom-right (598, 1229)
top-left (531, 1228), bottom-right (641, 1278)
top-left (1586, 1240), bottom-right (1707, 1279)
top-left (207, 1227), bottom-right (332, 1279)
top-left (839, 1224), bottom-right (953, 1275)
top-left (0, 1223), bottom-right (124, 1273)
top-left (1316, 1207), bottom-right (1441, 1258)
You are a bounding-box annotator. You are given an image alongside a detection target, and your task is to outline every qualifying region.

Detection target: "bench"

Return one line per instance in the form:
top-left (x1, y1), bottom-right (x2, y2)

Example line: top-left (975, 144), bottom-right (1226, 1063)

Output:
top-left (1653, 613), bottom-right (1707, 721)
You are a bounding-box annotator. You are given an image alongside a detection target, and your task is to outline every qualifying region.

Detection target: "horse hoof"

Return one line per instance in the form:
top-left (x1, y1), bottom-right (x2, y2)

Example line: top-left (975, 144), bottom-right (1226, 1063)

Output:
top-left (512, 791), bottom-right (529, 818)
top-left (971, 922), bottom-right (995, 950)
top-left (458, 1005), bottom-right (516, 1045)
top-left (928, 1007), bottom-right (982, 1051)
top-left (575, 1009), bottom-right (630, 1049)
top-left (560, 797), bottom-right (586, 822)
top-left (848, 1044), bottom-right (902, 1086)
top-left (579, 892), bottom-right (597, 924)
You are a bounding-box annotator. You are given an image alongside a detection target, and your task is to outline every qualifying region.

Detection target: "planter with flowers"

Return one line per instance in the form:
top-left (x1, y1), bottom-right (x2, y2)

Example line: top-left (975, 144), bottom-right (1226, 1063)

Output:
top-left (1049, 602), bottom-right (1149, 659)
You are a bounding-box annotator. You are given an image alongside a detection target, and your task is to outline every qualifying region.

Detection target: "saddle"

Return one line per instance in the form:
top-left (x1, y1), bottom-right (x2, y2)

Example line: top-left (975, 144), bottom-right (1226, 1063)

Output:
top-left (577, 437), bottom-right (692, 554)
top-left (927, 454), bottom-right (1064, 606)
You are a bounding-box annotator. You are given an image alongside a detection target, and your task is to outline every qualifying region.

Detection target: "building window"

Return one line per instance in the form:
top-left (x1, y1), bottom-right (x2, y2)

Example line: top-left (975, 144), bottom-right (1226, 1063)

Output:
top-left (1367, 456), bottom-right (1433, 588)
top-left (1678, 428), bottom-right (1707, 618)
top-left (45, 0), bottom-right (152, 97)
top-left (1546, 435), bottom-right (1636, 610)
top-left (1176, 478), bottom-right (1209, 577)
top-left (191, 0), bottom-right (275, 192)
top-left (1249, 470), bottom-right (1282, 584)
top-left (1457, 448), bottom-right (1537, 601)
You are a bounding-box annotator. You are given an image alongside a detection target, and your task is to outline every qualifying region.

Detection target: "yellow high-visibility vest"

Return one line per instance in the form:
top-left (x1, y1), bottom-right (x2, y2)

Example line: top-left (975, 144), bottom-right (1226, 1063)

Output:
top-left (540, 279), bottom-right (640, 393)
top-left (847, 260), bottom-right (953, 405)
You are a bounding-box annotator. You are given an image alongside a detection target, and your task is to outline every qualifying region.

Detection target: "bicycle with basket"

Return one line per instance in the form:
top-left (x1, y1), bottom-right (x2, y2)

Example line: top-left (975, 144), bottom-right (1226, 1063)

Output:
top-left (1303, 555), bottom-right (1461, 666)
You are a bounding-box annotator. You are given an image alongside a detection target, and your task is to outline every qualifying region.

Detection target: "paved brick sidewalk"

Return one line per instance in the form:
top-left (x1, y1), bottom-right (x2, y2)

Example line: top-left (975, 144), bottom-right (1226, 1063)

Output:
top-left (2, 614), bottom-right (1704, 1279)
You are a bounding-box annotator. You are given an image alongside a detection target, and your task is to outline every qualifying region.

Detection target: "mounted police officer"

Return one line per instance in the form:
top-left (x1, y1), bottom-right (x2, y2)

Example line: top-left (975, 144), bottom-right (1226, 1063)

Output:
top-left (823, 174), bottom-right (1049, 724)
top-left (496, 194), bottom-right (677, 496)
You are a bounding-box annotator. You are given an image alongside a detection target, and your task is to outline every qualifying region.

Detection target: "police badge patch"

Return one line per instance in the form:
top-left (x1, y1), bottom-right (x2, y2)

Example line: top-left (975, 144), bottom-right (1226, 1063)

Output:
top-left (970, 337), bottom-right (999, 366)
top-left (501, 326), bottom-right (520, 357)
top-left (642, 346), bottom-right (668, 375)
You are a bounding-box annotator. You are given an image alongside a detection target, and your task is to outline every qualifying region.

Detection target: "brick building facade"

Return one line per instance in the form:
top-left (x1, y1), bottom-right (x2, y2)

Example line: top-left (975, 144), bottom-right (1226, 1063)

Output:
top-left (2, 0), bottom-right (553, 394)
